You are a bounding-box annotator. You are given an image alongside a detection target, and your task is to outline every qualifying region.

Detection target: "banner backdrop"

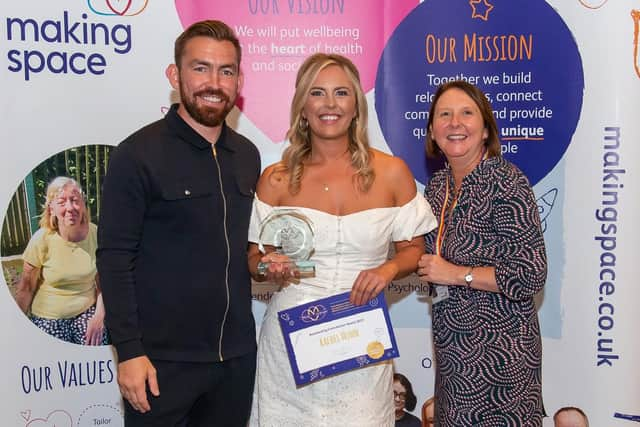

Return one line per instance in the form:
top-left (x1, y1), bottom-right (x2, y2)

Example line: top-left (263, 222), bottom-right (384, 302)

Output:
top-left (1, 1), bottom-right (638, 426)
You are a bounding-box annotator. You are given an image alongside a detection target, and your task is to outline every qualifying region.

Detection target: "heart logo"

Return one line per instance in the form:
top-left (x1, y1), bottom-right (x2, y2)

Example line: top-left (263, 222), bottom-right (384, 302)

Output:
top-left (106, 0), bottom-right (132, 16)
top-left (88, 0), bottom-right (148, 16)
top-left (20, 410), bottom-right (31, 421)
top-left (174, 0), bottom-right (418, 142)
top-left (25, 410), bottom-right (72, 427)
top-left (577, 0), bottom-right (608, 8)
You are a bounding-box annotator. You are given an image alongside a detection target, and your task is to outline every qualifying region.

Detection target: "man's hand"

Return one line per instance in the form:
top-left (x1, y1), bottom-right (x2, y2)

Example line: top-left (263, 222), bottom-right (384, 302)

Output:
top-left (117, 356), bottom-right (159, 413)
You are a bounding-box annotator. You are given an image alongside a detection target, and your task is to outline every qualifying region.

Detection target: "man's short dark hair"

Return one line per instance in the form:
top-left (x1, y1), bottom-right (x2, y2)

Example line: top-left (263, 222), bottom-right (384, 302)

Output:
top-left (174, 20), bottom-right (241, 68)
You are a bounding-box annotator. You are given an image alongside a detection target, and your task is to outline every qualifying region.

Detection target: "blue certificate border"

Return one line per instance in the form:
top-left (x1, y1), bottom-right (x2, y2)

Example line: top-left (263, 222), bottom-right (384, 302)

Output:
top-left (277, 291), bottom-right (399, 386)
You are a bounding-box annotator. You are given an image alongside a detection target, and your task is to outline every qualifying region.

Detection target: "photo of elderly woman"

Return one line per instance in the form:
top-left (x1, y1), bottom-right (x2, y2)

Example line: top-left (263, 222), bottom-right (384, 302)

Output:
top-left (1, 145), bottom-right (112, 345)
top-left (15, 176), bottom-right (107, 345)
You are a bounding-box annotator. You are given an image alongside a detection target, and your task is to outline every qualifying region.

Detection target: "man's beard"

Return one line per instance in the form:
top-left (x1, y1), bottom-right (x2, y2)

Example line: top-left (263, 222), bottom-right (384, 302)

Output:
top-left (181, 86), bottom-right (235, 127)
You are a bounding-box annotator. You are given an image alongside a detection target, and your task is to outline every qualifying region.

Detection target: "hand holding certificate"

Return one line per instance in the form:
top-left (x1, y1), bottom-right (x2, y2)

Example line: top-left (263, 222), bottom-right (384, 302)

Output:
top-left (278, 291), bottom-right (399, 386)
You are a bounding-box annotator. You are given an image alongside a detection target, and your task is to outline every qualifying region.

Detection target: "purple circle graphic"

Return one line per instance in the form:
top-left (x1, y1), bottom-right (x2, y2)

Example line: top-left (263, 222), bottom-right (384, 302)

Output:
top-left (375, 0), bottom-right (584, 186)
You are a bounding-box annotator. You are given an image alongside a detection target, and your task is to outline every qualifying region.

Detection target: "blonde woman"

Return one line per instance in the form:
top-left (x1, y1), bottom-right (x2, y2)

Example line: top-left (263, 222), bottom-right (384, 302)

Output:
top-left (248, 53), bottom-right (437, 426)
top-left (15, 176), bottom-right (107, 345)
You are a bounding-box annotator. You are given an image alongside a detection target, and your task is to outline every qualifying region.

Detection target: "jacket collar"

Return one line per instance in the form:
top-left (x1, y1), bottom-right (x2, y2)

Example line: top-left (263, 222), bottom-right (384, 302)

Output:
top-left (165, 103), bottom-right (236, 153)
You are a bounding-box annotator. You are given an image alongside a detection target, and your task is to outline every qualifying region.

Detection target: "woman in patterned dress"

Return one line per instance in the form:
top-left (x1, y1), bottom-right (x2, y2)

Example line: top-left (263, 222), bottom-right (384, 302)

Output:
top-left (417, 81), bottom-right (547, 426)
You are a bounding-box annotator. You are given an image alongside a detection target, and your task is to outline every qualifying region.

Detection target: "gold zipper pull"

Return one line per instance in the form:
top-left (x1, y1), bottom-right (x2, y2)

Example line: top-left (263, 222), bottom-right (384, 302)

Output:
top-left (212, 145), bottom-right (217, 157)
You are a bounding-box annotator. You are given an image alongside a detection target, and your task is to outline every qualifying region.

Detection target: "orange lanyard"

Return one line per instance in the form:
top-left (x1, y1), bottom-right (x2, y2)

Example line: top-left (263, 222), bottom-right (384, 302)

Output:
top-left (435, 179), bottom-right (458, 256)
top-left (434, 149), bottom-right (488, 256)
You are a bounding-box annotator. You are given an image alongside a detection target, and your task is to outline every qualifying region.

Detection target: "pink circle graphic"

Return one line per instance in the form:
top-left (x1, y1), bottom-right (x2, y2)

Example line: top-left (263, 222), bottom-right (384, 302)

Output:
top-left (174, 0), bottom-right (418, 142)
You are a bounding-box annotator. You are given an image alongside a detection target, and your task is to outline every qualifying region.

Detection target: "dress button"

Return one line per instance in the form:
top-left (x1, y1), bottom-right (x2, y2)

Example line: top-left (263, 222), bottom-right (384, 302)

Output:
top-left (184, 189), bottom-right (191, 196)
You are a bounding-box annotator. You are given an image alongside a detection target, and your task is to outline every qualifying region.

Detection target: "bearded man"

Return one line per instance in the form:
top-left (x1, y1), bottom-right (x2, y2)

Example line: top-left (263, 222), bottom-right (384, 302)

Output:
top-left (97, 20), bottom-right (260, 427)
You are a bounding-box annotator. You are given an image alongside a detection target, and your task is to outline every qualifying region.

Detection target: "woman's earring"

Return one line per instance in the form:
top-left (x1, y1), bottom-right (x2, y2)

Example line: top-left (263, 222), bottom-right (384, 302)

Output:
top-left (299, 117), bottom-right (308, 131)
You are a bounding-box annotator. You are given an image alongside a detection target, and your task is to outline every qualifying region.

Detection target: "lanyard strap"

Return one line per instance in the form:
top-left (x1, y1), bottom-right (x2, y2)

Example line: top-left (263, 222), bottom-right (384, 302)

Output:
top-left (434, 149), bottom-right (488, 256)
top-left (435, 179), bottom-right (458, 256)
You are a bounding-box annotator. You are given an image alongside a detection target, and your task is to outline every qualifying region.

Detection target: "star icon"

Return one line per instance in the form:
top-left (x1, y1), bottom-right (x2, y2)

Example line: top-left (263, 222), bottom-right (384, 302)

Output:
top-left (470, 0), bottom-right (494, 21)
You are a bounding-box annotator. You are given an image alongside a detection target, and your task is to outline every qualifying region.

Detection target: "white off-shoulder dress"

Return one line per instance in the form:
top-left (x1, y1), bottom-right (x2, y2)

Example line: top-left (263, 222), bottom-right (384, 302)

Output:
top-left (248, 193), bottom-right (437, 427)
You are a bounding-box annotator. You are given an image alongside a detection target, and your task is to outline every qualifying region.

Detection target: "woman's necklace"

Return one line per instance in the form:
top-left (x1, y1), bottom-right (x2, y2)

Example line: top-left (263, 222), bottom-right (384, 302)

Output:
top-left (323, 183), bottom-right (329, 192)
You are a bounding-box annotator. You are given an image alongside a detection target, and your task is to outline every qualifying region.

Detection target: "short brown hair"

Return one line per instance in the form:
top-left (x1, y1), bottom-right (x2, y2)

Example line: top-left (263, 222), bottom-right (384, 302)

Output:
top-left (174, 20), bottom-right (241, 68)
top-left (425, 80), bottom-right (501, 158)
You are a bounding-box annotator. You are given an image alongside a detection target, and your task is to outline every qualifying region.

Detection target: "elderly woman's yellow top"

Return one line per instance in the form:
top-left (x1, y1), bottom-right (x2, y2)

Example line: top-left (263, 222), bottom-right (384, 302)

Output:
top-left (22, 223), bottom-right (98, 319)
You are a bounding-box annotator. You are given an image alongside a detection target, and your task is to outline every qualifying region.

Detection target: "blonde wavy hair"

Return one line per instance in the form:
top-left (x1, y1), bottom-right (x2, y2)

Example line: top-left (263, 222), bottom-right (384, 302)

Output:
top-left (39, 176), bottom-right (90, 232)
top-left (282, 53), bottom-right (374, 194)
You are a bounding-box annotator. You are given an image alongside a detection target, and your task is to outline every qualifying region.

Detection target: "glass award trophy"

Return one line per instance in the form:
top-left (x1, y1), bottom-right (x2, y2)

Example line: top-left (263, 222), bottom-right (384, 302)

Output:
top-left (257, 209), bottom-right (316, 278)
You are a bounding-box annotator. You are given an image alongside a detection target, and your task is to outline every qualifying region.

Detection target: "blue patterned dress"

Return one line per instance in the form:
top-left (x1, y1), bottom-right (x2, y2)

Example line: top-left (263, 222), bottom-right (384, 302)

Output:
top-left (424, 156), bottom-right (547, 426)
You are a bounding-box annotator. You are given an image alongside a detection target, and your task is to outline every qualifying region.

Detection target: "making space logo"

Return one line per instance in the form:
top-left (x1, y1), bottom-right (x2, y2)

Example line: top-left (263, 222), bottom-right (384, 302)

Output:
top-left (87, 0), bottom-right (149, 16)
top-left (4, 6), bottom-right (136, 81)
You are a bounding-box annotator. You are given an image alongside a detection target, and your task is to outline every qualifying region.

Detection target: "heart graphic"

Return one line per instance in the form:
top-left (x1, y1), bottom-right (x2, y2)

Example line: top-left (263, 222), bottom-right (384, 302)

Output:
top-left (106, 0), bottom-right (132, 16)
top-left (20, 410), bottom-right (31, 421)
top-left (26, 410), bottom-right (72, 427)
top-left (88, 0), bottom-right (148, 16)
top-left (175, 0), bottom-right (418, 142)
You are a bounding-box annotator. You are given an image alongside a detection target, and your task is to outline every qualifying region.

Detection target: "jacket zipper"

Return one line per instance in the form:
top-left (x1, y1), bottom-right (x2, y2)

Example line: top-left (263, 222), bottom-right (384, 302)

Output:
top-left (212, 145), bottom-right (231, 361)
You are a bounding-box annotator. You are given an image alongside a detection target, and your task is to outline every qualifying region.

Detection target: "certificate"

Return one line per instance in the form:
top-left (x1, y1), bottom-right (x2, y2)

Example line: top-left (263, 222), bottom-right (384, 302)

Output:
top-left (278, 291), bottom-right (399, 386)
